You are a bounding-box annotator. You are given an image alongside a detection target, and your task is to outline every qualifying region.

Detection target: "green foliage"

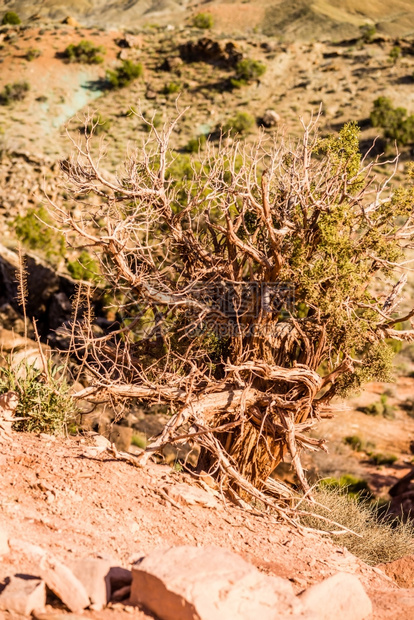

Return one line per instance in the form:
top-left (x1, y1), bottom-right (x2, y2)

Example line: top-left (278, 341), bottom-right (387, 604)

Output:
top-left (231, 58), bottom-right (266, 88)
top-left (62, 40), bottom-right (105, 64)
top-left (2, 11), bottom-right (21, 25)
top-left (357, 394), bottom-right (395, 419)
top-left (0, 362), bottom-right (78, 436)
top-left (320, 474), bottom-right (372, 500)
top-left (25, 48), bottom-right (41, 61)
top-left (300, 486), bottom-right (414, 565)
top-left (344, 435), bottom-right (364, 451)
top-left (83, 113), bottom-right (110, 136)
top-left (131, 433), bottom-right (147, 449)
top-left (389, 45), bottom-right (401, 64)
top-left (370, 97), bottom-right (414, 146)
top-left (0, 80), bottom-right (29, 105)
top-left (369, 452), bottom-right (398, 466)
top-left (359, 23), bottom-right (376, 43)
top-left (193, 12), bottom-right (213, 29)
top-left (106, 60), bottom-right (143, 89)
top-left (67, 250), bottom-right (101, 282)
top-left (163, 81), bottom-right (180, 95)
top-left (223, 111), bottom-right (255, 136)
top-left (184, 134), bottom-right (207, 153)
top-left (13, 205), bottom-right (65, 260)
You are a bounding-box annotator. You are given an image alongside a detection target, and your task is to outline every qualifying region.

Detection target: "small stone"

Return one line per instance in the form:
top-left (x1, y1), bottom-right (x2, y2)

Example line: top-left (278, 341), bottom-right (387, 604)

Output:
top-left (261, 109), bottom-right (281, 128)
top-left (0, 575), bottom-right (46, 616)
top-left (164, 483), bottom-right (218, 508)
top-left (299, 572), bottom-right (372, 620)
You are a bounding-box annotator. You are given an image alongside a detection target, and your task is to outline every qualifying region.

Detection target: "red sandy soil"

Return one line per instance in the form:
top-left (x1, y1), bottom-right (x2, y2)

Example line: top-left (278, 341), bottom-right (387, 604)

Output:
top-left (1, 431), bottom-right (414, 619)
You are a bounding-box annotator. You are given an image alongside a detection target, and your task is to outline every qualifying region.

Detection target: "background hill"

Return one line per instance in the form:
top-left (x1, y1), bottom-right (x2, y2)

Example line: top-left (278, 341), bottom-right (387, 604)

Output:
top-left (2, 0), bottom-right (414, 38)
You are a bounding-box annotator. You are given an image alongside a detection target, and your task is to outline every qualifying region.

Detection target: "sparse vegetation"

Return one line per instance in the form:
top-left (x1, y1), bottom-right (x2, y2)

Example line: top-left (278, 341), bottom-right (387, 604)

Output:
top-left (13, 206), bottom-right (65, 260)
top-left (106, 60), bottom-right (143, 89)
top-left (0, 361), bottom-right (78, 436)
top-left (369, 453), bottom-right (398, 466)
top-left (0, 80), bottom-right (30, 105)
top-left (230, 58), bottom-right (266, 88)
top-left (320, 474), bottom-right (372, 500)
top-left (301, 486), bottom-right (414, 565)
top-left (163, 81), bottom-right (180, 95)
top-left (370, 96), bottom-right (414, 146)
top-left (344, 435), bottom-right (364, 451)
top-left (389, 45), bottom-right (401, 64)
top-left (359, 23), bottom-right (376, 43)
top-left (62, 40), bottom-right (105, 64)
top-left (25, 48), bottom-right (41, 61)
top-left (357, 394), bottom-right (395, 419)
top-left (184, 134), bottom-right (207, 153)
top-left (193, 12), bottom-right (213, 29)
top-left (2, 11), bottom-right (21, 25)
top-left (67, 250), bottom-right (101, 282)
top-left (222, 110), bottom-right (255, 135)
top-left (82, 113), bottom-right (110, 136)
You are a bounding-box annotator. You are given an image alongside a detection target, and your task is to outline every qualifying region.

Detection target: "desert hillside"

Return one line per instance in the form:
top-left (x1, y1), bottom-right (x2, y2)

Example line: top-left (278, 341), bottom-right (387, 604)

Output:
top-left (2, 2), bottom-right (414, 619)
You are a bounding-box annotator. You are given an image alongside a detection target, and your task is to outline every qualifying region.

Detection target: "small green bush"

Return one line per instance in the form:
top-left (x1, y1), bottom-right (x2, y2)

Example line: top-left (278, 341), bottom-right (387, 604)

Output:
top-left (0, 362), bottom-right (78, 436)
top-left (184, 134), bottom-right (207, 153)
top-left (358, 394), bottom-right (395, 419)
top-left (106, 60), bottom-right (143, 89)
top-left (370, 96), bottom-right (414, 146)
top-left (369, 453), bottom-right (398, 466)
top-left (13, 205), bottom-right (65, 259)
top-left (62, 40), bottom-right (105, 64)
top-left (142, 112), bottom-right (162, 133)
top-left (231, 58), bottom-right (266, 88)
top-left (193, 12), bottom-right (213, 29)
top-left (359, 23), bottom-right (376, 43)
top-left (223, 111), bottom-right (255, 136)
top-left (67, 250), bottom-right (101, 282)
top-left (25, 48), bottom-right (41, 61)
top-left (344, 435), bottom-right (363, 451)
top-left (2, 11), bottom-right (21, 25)
top-left (300, 486), bottom-right (414, 565)
top-left (82, 113), bottom-right (110, 136)
top-left (320, 473), bottom-right (372, 500)
top-left (163, 81), bottom-right (180, 95)
top-left (131, 433), bottom-right (147, 449)
top-left (0, 80), bottom-right (29, 105)
top-left (389, 45), bottom-right (401, 64)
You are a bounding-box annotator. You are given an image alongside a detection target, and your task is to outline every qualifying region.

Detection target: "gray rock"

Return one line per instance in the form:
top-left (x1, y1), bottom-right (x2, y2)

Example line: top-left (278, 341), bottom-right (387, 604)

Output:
top-left (261, 109), bottom-right (281, 128)
top-left (0, 575), bottom-right (46, 616)
top-left (298, 572), bottom-right (372, 620)
top-left (39, 555), bottom-right (90, 613)
top-left (68, 558), bottom-right (112, 611)
top-left (130, 545), bottom-right (304, 620)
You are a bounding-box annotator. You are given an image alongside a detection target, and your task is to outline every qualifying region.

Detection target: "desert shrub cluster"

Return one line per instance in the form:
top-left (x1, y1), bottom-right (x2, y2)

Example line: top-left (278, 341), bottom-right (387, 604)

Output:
top-left (62, 40), bottom-right (105, 64)
top-left (193, 13), bottom-right (213, 29)
top-left (106, 59), bottom-right (143, 89)
top-left (370, 96), bottom-right (414, 146)
top-left (0, 81), bottom-right (30, 105)
top-left (301, 486), bottom-right (414, 565)
top-left (0, 362), bottom-right (77, 436)
top-left (1, 11), bottom-right (20, 25)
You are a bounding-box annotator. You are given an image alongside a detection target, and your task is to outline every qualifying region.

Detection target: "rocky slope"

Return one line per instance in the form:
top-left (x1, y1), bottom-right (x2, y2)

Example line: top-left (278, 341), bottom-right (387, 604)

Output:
top-left (0, 430), bottom-right (413, 619)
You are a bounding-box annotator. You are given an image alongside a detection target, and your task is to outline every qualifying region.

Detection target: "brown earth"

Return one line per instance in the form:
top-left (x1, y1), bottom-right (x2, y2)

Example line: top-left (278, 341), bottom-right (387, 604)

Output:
top-left (1, 430), bottom-right (414, 620)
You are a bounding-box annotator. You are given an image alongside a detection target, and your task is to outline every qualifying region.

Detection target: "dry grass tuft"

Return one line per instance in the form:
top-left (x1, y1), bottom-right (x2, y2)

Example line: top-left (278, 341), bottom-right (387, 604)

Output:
top-left (300, 486), bottom-right (414, 565)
